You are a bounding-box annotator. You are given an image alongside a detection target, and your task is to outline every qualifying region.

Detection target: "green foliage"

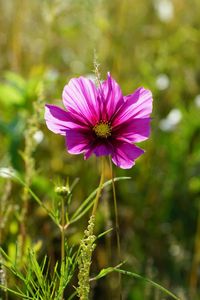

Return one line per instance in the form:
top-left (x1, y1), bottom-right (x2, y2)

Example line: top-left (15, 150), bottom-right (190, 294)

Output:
top-left (0, 247), bottom-right (77, 300)
top-left (0, 166), bottom-right (132, 299)
top-left (91, 266), bottom-right (180, 300)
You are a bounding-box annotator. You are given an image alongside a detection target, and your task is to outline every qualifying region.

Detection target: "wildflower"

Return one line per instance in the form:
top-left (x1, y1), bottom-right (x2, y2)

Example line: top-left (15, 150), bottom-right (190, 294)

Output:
top-left (45, 73), bottom-right (153, 169)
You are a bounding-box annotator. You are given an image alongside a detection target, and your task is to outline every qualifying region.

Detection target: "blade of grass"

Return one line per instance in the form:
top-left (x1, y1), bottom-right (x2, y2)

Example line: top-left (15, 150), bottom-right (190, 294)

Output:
top-left (70, 177), bottom-right (130, 223)
top-left (90, 266), bottom-right (180, 300)
top-left (1, 170), bottom-right (59, 225)
top-left (68, 290), bottom-right (77, 300)
top-left (116, 269), bottom-right (180, 300)
top-left (96, 228), bottom-right (113, 240)
top-left (0, 284), bottom-right (33, 299)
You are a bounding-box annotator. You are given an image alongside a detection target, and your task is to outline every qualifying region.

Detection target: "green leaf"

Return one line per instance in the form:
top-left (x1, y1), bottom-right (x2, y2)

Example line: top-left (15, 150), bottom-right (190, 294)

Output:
top-left (0, 284), bottom-right (32, 299)
top-left (70, 177), bottom-right (131, 224)
top-left (4, 71), bottom-right (26, 91)
top-left (96, 228), bottom-right (113, 240)
top-left (90, 266), bottom-right (180, 299)
top-left (0, 168), bottom-right (59, 226)
top-left (92, 266), bottom-right (115, 280)
top-left (67, 290), bottom-right (77, 300)
top-left (0, 83), bottom-right (24, 105)
top-left (90, 262), bottom-right (125, 281)
top-left (118, 268), bottom-right (180, 300)
top-left (0, 71), bottom-right (27, 106)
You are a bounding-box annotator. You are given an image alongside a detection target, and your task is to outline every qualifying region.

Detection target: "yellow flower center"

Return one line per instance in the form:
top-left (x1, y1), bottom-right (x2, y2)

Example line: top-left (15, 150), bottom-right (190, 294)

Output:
top-left (93, 121), bottom-right (112, 138)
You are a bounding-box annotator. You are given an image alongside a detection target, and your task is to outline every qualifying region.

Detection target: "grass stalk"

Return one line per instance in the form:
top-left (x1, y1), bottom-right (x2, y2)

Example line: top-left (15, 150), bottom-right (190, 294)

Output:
top-left (189, 203), bottom-right (200, 298)
top-left (109, 156), bottom-right (122, 300)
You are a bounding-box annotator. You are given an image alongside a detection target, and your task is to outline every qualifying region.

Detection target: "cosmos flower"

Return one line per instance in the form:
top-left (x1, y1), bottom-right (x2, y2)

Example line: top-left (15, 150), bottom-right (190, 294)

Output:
top-left (45, 73), bottom-right (153, 169)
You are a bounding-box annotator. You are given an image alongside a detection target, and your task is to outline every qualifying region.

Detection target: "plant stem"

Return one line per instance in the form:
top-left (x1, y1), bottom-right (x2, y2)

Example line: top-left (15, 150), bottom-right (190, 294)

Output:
top-left (18, 90), bottom-right (43, 265)
top-left (92, 157), bottom-right (105, 217)
top-left (61, 196), bottom-right (65, 263)
top-left (189, 203), bottom-right (200, 298)
top-left (109, 156), bottom-right (122, 300)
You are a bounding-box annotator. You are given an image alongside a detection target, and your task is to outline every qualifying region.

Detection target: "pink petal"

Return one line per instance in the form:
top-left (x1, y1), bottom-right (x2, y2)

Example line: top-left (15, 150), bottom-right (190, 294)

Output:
top-left (111, 142), bottom-right (144, 169)
top-left (113, 118), bottom-right (151, 143)
top-left (65, 129), bottom-right (93, 155)
top-left (100, 73), bottom-right (124, 120)
top-left (113, 87), bottom-right (153, 126)
top-left (62, 77), bottom-right (99, 125)
top-left (93, 142), bottom-right (113, 157)
top-left (84, 141), bottom-right (113, 160)
top-left (45, 104), bottom-right (84, 135)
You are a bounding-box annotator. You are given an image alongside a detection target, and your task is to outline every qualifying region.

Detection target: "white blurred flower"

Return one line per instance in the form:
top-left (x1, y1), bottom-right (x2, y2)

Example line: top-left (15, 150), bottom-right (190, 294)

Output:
top-left (154, 0), bottom-right (174, 22)
top-left (170, 244), bottom-right (181, 257)
top-left (194, 94), bottom-right (200, 108)
top-left (159, 119), bottom-right (173, 131)
top-left (33, 130), bottom-right (44, 144)
top-left (159, 108), bottom-right (182, 131)
top-left (167, 109), bottom-right (182, 124)
top-left (0, 167), bottom-right (16, 178)
top-left (156, 74), bottom-right (170, 90)
top-left (169, 242), bottom-right (188, 263)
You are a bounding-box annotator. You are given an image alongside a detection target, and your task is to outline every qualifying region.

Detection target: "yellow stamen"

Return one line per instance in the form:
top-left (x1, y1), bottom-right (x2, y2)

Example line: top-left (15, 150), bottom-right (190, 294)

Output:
top-left (93, 121), bottom-right (112, 138)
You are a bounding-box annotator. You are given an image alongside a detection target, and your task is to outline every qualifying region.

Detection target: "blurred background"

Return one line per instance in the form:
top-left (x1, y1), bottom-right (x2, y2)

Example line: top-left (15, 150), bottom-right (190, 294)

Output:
top-left (0, 0), bottom-right (200, 299)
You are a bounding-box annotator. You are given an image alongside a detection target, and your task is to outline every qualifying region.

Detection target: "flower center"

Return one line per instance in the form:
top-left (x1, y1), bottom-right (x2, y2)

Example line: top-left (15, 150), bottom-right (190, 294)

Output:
top-left (93, 121), bottom-right (112, 138)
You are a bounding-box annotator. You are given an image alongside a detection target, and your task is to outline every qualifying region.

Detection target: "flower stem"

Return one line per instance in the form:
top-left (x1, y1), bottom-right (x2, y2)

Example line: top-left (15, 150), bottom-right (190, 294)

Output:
top-left (92, 156), bottom-right (105, 217)
top-left (109, 156), bottom-right (122, 300)
top-left (61, 196), bottom-right (65, 263)
top-left (56, 186), bottom-right (71, 300)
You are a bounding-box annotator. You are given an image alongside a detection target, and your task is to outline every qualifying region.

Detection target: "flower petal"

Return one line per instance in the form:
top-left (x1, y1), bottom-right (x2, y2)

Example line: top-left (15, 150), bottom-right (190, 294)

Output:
top-left (93, 141), bottom-right (113, 157)
top-left (84, 140), bottom-right (113, 160)
top-left (113, 118), bottom-right (151, 143)
top-left (100, 73), bottom-right (124, 120)
top-left (62, 77), bottom-right (99, 125)
top-left (65, 128), bottom-right (93, 155)
top-left (111, 142), bottom-right (144, 169)
top-left (113, 87), bottom-right (153, 126)
top-left (45, 104), bottom-right (84, 135)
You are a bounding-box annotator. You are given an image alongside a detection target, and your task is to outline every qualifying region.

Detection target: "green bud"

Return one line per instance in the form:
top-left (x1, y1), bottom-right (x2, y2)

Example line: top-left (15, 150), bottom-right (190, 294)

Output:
top-left (55, 186), bottom-right (70, 196)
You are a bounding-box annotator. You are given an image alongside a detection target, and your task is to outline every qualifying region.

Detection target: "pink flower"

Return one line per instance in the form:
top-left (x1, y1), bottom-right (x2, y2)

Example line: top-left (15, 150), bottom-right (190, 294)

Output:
top-left (45, 73), bottom-right (153, 169)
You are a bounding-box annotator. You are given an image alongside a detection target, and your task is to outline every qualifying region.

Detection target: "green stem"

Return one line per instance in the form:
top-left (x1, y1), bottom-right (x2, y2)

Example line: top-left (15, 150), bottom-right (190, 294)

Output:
top-left (60, 196), bottom-right (66, 300)
top-left (109, 156), bottom-right (122, 300)
top-left (189, 203), bottom-right (200, 297)
top-left (92, 157), bottom-right (105, 217)
top-left (61, 196), bottom-right (65, 263)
